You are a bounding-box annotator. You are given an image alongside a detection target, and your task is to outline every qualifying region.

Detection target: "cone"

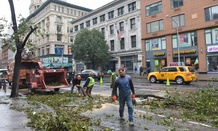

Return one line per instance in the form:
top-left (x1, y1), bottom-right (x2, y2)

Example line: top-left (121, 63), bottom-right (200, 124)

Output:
top-left (100, 76), bottom-right (103, 84)
top-left (166, 77), bottom-right (170, 86)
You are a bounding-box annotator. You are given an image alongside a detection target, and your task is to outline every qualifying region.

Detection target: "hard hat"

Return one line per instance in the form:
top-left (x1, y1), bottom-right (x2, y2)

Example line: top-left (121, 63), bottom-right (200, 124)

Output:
top-left (77, 75), bottom-right (81, 80)
top-left (107, 70), bottom-right (112, 74)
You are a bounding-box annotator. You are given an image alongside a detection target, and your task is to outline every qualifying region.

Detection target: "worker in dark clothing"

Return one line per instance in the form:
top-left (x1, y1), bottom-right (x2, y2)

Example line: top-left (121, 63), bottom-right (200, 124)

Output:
top-left (71, 75), bottom-right (84, 96)
top-left (83, 72), bottom-right (95, 98)
top-left (112, 67), bottom-right (135, 126)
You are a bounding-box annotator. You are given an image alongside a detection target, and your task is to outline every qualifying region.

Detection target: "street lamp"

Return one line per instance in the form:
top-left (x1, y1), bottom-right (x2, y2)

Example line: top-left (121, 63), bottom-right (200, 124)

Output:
top-left (166, 15), bottom-right (180, 65)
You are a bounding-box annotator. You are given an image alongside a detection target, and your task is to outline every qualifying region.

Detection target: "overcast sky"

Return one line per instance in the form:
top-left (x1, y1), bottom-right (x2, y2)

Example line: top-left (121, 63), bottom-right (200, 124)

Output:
top-left (0, 0), bottom-right (113, 21)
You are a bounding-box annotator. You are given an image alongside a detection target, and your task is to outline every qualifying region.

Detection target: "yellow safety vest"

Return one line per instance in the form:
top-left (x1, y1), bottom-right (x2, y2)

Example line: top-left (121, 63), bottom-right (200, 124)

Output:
top-left (87, 77), bottom-right (95, 87)
top-left (110, 73), bottom-right (118, 83)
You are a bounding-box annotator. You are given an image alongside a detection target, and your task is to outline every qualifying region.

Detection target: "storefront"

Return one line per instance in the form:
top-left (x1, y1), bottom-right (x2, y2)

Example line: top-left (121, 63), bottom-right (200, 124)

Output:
top-left (206, 45), bottom-right (218, 73)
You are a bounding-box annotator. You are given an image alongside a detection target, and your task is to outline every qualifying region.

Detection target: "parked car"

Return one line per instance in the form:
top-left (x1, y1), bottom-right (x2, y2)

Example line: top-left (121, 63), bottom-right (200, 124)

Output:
top-left (147, 66), bottom-right (197, 85)
top-left (76, 69), bottom-right (104, 80)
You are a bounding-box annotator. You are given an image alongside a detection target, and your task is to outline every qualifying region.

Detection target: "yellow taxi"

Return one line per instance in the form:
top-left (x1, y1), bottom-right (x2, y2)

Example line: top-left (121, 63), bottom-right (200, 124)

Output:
top-left (147, 66), bottom-right (197, 85)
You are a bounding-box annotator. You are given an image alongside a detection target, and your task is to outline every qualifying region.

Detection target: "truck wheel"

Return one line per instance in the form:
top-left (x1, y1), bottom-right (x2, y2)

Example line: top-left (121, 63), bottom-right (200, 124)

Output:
top-left (54, 88), bottom-right (60, 92)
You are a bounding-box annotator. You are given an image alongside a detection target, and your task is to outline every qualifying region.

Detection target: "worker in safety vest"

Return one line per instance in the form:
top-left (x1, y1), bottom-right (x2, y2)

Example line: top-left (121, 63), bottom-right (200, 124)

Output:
top-left (83, 72), bottom-right (95, 98)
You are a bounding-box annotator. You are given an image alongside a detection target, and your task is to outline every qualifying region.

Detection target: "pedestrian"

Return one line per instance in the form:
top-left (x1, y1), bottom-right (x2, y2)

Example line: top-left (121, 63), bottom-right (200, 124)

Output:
top-left (134, 66), bottom-right (137, 75)
top-left (71, 75), bottom-right (84, 96)
top-left (140, 66), bottom-right (143, 76)
top-left (107, 70), bottom-right (118, 98)
top-left (83, 72), bottom-right (95, 98)
top-left (111, 67), bottom-right (136, 126)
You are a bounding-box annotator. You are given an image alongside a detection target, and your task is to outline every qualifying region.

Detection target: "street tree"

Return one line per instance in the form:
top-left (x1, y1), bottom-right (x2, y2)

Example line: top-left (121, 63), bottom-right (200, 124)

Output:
top-left (71, 28), bottom-right (110, 69)
top-left (0, 0), bottom-right (39, 97)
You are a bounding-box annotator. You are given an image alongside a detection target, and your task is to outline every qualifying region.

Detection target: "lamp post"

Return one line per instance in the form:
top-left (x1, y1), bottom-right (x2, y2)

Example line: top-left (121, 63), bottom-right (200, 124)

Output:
top-left (166, 15), bottom-right (180, 65)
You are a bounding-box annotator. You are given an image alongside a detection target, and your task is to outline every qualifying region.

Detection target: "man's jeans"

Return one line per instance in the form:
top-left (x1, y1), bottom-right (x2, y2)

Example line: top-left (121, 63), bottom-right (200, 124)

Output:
top-left (119, 93), bottom-right (134, 122)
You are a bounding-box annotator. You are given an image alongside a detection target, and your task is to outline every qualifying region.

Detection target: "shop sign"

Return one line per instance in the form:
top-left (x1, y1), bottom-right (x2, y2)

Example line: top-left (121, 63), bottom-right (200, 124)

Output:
top-left (207, 45), bottom-right (218, 52)
top-left (174, 49), bottom-right (196, 54)
top-left (154, 52), bottom-right (165, 56)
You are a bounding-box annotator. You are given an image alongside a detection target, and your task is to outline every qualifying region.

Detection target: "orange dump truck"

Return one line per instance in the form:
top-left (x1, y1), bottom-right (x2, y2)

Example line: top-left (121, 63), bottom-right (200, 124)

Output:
top-left (8, 59), bottom-right (70, 91)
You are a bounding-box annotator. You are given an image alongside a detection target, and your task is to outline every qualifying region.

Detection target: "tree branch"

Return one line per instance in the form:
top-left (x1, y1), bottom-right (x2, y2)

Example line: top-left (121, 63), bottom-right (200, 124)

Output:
top-left (21, 26), bottom-right (38, 49)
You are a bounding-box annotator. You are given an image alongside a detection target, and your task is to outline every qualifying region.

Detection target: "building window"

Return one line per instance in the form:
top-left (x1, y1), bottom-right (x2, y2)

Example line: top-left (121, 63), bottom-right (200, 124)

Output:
top-left (100, 14), bottom-right (105, 22)
top-left (70, 27), bottom-right (73, 33)
top-left (57, 25), bottom-right (62, 32)
top-left (61, 7), bottom-right (64, 12)
top-left (80, 23), bottom-right (84, 29)
top-left (54, 5), bottom-right (56, 11)
top-left (205, 28), bottom-right (218, 45)
top-left (118, 6), bottom-right (124, 16)
top-left (145, 37), bottom-right (166, 51)
top-left (146, 1), bottom-right (162, 16)
top-left (119, 21), bottom-right (124, 31)
top-left (70, 36), bottom-right (73, 43)
top-left (108, 11), bottom-right (114, 19)
top-left (67, 8), bottom-right (69, 14)
top-left (101, 28), bottom-right (105, 36)
top-left (74, 10), bottom-right (76, 15)
top-left (75, 25), bottom-right (78, 31)
top-left (172, 14), bottom-right (185, 28)
top-left (70, 9), bottom-right (73, 14)
top-left (171, 0), bottom-right (183, 8)
top-left (42, 47), bottom-right (44, 55)
top-left (110, 40), bottom-right (114, 51)
top-left (128, 2), bottom-right (136, 12)
top-left (110, 25), bottom-right (114, 34)
top-left (205, 5), bottom-right (218, 21)
top-left (86, 20), bottom-right (90, 27)
top-left (130, 18), bottom-right (136, 29)
top-left (93, 17), bottom-right (97, 25)
top-left (78, 11), bottom-right (80, 16)
top-left (120, 38), bottom-right (125, 50)
top-left (131, 35), bottom-right (136, 48)
top-left (57, 34), bottom-right (62, 41)
top-left (172, 32), bottom-right (197, 48)
top-left (146, 20), bottom-right (163, 33)
top-left (56, 16), bottom-right (61, 22)
top-left (58, 6), bottom-right (60, 12)
top-left (46, 46), bottom-right (50, 55)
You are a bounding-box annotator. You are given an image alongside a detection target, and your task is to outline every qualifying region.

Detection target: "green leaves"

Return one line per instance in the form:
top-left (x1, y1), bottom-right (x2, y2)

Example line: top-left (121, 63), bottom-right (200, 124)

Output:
top-left (72, 28), bottom-right (110, 68)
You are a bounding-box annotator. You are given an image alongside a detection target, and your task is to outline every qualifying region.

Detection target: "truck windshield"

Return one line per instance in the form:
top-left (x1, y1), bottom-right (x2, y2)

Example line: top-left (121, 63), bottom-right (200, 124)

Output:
top-left (21, 62), bottom-right (40, 69)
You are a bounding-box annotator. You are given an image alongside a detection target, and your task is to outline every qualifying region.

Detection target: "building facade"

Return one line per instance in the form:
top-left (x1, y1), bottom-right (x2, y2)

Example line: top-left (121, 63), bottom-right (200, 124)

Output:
top-left (28, 0), bottom-right (92, 71)
top-left (140, 0), bottom-right (218, 74)
top-left (70, 0), bottom-right (142, 73)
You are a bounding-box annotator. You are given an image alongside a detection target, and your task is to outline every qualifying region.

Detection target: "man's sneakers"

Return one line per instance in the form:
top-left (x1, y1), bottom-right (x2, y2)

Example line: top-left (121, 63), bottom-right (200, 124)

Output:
top-left (120, 117), bottom-right (125, 121)
top-left (129, 122), bottom-right (134, 126)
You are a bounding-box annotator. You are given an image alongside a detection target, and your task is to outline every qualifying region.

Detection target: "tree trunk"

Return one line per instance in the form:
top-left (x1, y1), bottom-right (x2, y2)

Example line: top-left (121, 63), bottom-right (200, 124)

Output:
top-left (10, 50), bottom-right (22, 97)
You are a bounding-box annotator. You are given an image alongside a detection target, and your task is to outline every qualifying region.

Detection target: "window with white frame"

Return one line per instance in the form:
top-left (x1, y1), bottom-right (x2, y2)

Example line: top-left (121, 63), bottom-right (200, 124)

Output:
top-left (57, 34), bottom-right (62, 41)
top-left (205, 28), bottom-right (218, 45)
top-left (86, 20), bottom-right (90, 27)
top-left (205, 5), bottom-right (218, 21)
top-left (110, 25), bottom-right (114, 34)
top-left (171, 0), bottom-right (183, 8)
top-left (110, 40), bottom-right (114, 51)
top-left (172, 32), bottom-right (197, 48)
top-left (75, 25), bottom-right (78, 31)
top-left (130, 18), bottom-right (136, 29)
top-left (131, 35), bottom-right (136, 48)
top-left (70, 36), bottom-right (73, 43)
top-left (80, 23), bottom-right (84, 29)
top-left (146, 1), bottom-right (162, 16)
top-left (146, 20), bottom-right (163, 33)
top-left (128, 2), bottom-right (136, 12)
top-left (119, 21), bottom-right (124, 31)
top-left (93, 17), bottom-right (97, 25)
top-left (108, 11), bottom-right (114, 19)
top-left (100, 14), bottom-right (105, 22)
top-left (57, 25), bottom-right (62, 32)
top-left (118, 6), bottom-right (124, 16)
top-left (56, 16), bottom-right (62, 22)
top-left (101, 28), bottom-right (105, 36)
top-left (171, 14), bottom-right (185, 28)
top-left (145, 37), bottom-right (166, 51)
top-left (120, 38), bottom-right (125, 50)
